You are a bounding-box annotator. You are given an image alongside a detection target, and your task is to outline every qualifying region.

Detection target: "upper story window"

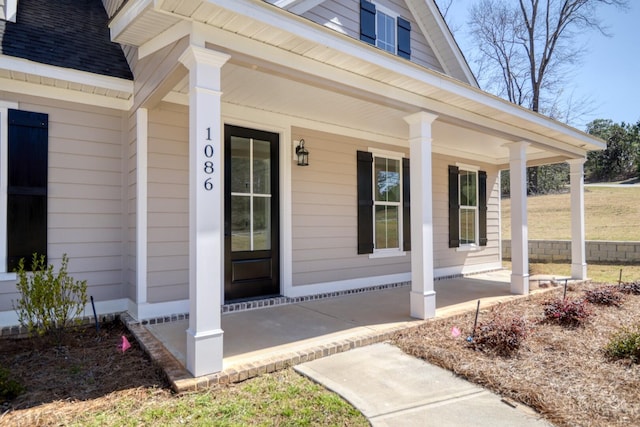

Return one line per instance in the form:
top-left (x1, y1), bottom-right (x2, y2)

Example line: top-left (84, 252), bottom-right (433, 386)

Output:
top-left (360, 0), bottom-right (411, 60)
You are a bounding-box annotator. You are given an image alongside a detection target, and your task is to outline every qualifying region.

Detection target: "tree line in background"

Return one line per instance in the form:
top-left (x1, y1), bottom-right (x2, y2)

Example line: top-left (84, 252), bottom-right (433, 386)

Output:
top-left (501, 119), bottom-right (640, 197)
top-left (444, 0), bottom-right (633, 197)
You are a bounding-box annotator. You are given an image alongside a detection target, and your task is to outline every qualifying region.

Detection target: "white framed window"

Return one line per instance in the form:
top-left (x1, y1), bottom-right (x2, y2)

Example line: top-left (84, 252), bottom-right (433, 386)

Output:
top-left (375, 7), bottom-right (397, 54)
top-left (459, 169), bottom-right (478, 246)
top-left (371, 149), bottom-right (403, 256)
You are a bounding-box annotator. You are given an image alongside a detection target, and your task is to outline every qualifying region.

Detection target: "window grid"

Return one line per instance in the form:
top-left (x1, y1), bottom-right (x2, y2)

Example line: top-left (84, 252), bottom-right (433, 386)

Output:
top-left (376, 10), bottom-right (395, 53)
top-left (373, 155), bottom-right (402, 251)
top-left (459, 170), bottom-right (478, 246)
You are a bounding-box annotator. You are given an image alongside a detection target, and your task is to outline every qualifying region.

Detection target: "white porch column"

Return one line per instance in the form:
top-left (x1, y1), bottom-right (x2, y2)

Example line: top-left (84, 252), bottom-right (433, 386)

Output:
top-left (568, 158), bottom-right (587, 279)
top-left (135, 108), bottom-right (148, 314)
top-left (404, 112), bottom-right (438, 319)
top-left (507, 142), bottom-right (529, 294)
top-left (179, 46), bottom-right (230, 377)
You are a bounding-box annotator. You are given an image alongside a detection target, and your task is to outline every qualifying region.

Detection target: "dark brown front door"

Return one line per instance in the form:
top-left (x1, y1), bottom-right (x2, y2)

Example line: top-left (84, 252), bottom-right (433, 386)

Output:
top-left (224, 125), bottom-right (280, 301)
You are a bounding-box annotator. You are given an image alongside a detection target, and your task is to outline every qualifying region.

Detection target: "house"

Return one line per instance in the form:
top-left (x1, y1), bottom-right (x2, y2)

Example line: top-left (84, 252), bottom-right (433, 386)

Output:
top-left (0, 0), bottom-right (604, 376)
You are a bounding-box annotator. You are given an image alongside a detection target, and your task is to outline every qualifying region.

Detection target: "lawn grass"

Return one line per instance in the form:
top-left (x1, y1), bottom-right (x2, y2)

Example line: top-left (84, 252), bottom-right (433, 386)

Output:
top-left (5, 369), bottom-right (368, 426)
top-left (501, 186), bottom-right (640, 240)
top-left (503, 261), bottom-right (640, 283)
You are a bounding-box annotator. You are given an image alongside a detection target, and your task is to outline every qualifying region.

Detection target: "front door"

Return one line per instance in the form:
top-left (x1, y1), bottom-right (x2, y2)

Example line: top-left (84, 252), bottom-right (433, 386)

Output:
top-left (224, 125), bottom-right (280, 301)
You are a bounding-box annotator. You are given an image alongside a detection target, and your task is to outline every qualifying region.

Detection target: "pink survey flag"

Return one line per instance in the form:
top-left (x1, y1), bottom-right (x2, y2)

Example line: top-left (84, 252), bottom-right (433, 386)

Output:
top-left (120, 335), bottom-right (131, 352)
top-left (451, 326), bottom-right (461, 338)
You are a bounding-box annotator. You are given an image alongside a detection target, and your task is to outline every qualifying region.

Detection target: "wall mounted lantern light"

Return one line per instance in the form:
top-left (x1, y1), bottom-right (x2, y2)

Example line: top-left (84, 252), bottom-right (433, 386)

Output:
top-left (295, 139), bottom-right (309, 166)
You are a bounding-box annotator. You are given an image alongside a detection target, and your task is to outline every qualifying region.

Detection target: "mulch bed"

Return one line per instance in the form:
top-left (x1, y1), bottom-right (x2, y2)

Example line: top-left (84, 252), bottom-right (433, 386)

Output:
top-left (0, 318), bottom-right (169, 424)
top-left (393, 281), bottom-right (640, 427)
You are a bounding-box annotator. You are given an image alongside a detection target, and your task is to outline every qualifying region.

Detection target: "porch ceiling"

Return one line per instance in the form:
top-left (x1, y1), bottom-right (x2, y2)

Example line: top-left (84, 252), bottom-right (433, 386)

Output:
top-left (111, 0), bottom-right (604, 165)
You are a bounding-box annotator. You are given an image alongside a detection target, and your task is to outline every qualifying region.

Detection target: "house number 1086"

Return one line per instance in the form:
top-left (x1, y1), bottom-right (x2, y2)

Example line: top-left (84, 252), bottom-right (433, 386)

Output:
top-left (203, 127), bottom-right (215, 191)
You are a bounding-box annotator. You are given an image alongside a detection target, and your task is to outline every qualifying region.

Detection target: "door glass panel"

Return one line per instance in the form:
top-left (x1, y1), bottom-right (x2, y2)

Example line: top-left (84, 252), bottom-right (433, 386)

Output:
top-left (253, 139), bottom-right (271, 194)
top-left (231, 195), bottom-right (250, 251)
top-left (230, 136), bottom-right (251, 194)
top-left (253, 197), bottom-right (271, 251)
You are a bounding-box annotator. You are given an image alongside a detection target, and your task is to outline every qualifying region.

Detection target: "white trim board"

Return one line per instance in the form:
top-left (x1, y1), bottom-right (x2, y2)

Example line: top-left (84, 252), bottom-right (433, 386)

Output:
top-left (283, 273), bottom-right (411, 299)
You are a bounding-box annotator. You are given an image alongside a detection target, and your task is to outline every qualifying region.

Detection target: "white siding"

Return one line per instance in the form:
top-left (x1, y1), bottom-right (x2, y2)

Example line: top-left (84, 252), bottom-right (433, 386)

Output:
top-left (432, 153), bottom-right (501, 270)
top-left (291, 127), bottom-right (411, 286)
top-left (0, 94), bottom-right (127, 311)
top-left (146, 103), bottom-right (189, 303)
top-left (303, 0), bottom-right (444, 73)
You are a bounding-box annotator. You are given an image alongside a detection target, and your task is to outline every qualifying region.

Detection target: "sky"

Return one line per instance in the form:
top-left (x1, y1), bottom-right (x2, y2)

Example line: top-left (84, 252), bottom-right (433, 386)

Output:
top-left (438, 1), bottom-right (640, 130)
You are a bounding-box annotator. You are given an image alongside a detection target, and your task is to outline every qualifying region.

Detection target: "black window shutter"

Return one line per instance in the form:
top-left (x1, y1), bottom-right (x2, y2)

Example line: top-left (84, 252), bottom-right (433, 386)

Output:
top-left (357, 151), bottom-right (374, 254)
top-left (402, 157), bottom-right (411, 251)
top-left (448, 165), bottom-right (459, 248)
top-left (7, 109), bottom-right (48, 272)
top-left (478, 170), bottom-right (488, 246)
top-left (360, 0), bottom-right (376, 45)
top-left (397, 17), bottom-right (411, 59)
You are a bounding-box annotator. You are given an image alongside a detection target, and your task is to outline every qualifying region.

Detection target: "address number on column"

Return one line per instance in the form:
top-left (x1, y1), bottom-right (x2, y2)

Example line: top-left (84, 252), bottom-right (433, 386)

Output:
top-left (204, 127), bottom-right (215, 191)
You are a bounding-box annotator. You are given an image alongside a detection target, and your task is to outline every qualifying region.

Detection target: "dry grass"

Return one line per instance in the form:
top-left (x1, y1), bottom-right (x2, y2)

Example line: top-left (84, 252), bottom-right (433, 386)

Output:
top-left (502, 187), bottom-right (640, 240)
top-left (394, 281), bottom-right (640, 427)
top-left (503, 261), bottom-right (640, 284)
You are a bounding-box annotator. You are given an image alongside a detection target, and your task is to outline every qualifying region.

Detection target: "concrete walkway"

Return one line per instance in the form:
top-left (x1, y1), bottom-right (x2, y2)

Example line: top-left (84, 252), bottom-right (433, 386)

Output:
top-left (296, 343), bottom-right (552, 426)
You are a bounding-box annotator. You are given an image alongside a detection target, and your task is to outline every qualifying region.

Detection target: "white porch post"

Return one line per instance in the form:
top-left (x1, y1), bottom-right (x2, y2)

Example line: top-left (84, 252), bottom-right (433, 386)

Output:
top-left (135, 108), bottom-right (148, 315)
top-left (507, 142), bottom-right (529, 294)
top-left (568, 158), bottom-right (587, 279)
top-left (179, 46), bottom-right (230, 377)
top-left (404, 112), bottom-right (438, 319)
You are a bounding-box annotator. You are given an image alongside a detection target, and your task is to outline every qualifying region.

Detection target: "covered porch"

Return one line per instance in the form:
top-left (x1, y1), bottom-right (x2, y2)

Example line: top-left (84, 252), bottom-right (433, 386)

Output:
top-left (140, 270), bottom-right (568, 388)
top-left (111, 1), bottom-right (602, 377)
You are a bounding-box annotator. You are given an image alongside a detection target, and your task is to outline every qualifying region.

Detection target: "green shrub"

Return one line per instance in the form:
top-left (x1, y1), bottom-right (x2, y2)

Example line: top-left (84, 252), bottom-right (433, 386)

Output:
top-left (13, 253), bottom-right (87, 337)
top-left (605, 324), bottom-right (640, 363)
top-left (0, 365), bottom-right (23, 403)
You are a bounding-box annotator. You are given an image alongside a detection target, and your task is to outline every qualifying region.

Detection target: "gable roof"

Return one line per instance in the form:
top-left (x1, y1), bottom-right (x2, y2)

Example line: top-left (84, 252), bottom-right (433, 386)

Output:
top-left (266, 0), bottom-right (477, 87)
top-left (0, 0), bottom-right (132, 80)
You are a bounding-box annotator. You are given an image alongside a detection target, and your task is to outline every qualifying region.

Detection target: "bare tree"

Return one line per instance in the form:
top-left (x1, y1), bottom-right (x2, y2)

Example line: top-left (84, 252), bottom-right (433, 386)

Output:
top-left (468, 0), bottom-right (628, 115)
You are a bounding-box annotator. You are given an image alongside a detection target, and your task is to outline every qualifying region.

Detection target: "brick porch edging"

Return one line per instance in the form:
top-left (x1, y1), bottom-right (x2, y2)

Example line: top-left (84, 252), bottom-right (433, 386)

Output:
top-left (121, 280), bottom-right (581, 393)
top-left (121, 310), bottom-right (410, 392)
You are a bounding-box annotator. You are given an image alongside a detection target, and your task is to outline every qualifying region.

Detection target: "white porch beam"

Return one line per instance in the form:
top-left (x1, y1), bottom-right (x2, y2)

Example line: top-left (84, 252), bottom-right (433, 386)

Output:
top-left (568, 158), bottom-right (587, 279)
top-left (404, 111), bottom-right (438, 319)
top-left (179, 45), bottom-right (231, 377)
top-left (507, 141), bottom-right (530, 294)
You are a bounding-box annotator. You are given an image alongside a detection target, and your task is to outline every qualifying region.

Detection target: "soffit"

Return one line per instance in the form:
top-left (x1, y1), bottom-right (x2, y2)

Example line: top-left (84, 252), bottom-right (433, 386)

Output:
top-left (112, 0), bottom-right (604, 159)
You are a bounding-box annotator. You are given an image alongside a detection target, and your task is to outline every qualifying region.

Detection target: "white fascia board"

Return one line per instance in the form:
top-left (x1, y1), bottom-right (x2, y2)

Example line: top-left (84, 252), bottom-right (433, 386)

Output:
top-left (109, 0), bottom-right (154, 41)
top-left (421, 0), bottom-right (478, 87)
top-left (138, 20), bottom-right (192, 59)
top-left (287, 0), bottom-right (326, 14)
top-left (3, 0), bottom-right (18, 22)
top-left (190, 0), bottom-right (602, 151)
top-left (0, 77), bottom-right (132, 110)
top-left (0, 55), bottom-right (134, 94)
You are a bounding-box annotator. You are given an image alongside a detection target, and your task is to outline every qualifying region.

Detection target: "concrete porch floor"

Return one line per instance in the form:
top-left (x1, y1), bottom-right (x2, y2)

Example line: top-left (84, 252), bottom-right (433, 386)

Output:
top-left (139, 270), bottom-right (566, 390)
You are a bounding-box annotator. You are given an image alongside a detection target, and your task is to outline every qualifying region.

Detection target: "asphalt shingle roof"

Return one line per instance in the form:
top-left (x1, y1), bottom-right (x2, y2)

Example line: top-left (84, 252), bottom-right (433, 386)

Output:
top-left (0, 0), bottom-right (133, 80)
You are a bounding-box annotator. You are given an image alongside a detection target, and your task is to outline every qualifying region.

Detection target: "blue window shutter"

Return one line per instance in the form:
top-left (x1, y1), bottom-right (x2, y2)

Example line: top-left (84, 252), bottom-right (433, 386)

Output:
top-left (397, 17), bottom-right (411, 59)
top-left (478, 170), bottom-right (488, 246)
top-left (357, 151), bottom-right (374, 254)
top-left (7, 109), bottom-right (48, 271)
top-left (360, 0), bottom-right (376, 45)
